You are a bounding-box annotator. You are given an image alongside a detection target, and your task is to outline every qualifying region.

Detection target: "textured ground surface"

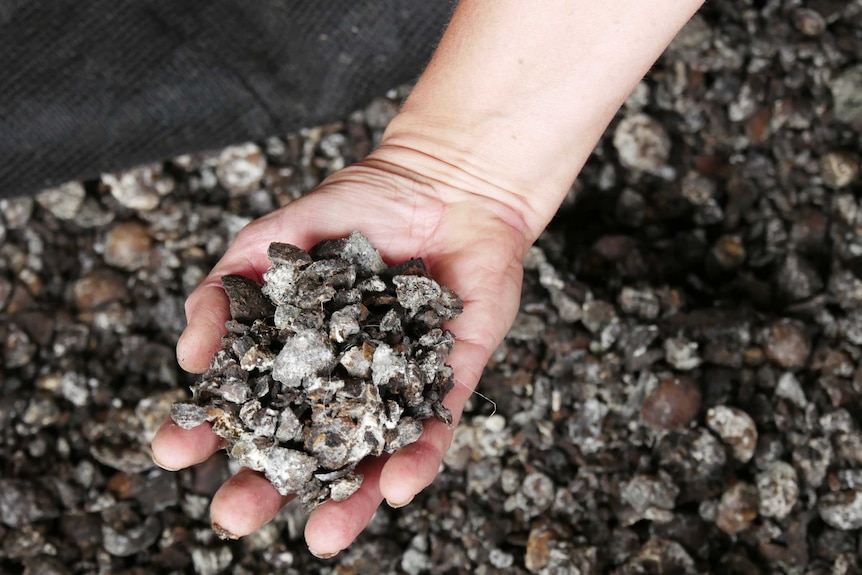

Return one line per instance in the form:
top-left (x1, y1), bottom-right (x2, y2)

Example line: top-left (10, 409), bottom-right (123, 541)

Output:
top-left (2, 2), bottom-right (862, 574)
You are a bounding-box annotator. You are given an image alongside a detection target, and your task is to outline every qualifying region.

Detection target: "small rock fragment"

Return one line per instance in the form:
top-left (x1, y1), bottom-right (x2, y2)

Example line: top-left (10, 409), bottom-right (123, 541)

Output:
top-left (73, 270), bottom-right (128, 311)
top-left (103, 221), bottom-right (152, 271)
top-left (525, 520), bottom-right (570, 572)
top-left (706, 406), bottom-right (758, 463)
top-left (329, 474), bottom-right (363, 502)
top-left (311, 229), bottom-right (387, 276)
top-left (191, 546), bottom-right (234, 575)
top-left (819, 490), bottom-right (862, 531)
top-left (776, 372), bottom-right (808, 408)
top-left (618, 286), bottom-right (661, 320)
top-left (103, 164), bottom-right (172, 211)
top-left (793, 8), bottom-right (826, 36)
top-left (710, 234), bottom-right (746, 271)
top-left (715, 482), bottom-right (759, 535)
top-left (619, 472), bottom-right (680, 525)
top-left (35, 181), bottom-right (86, 220)
top-left (170, 403), bottom-right (210, 430)
top-left (831, 65), bottom-right (862, 129)
top-left (3, 323), bottom-right (37, 369)
top-left (271, 330), bottom-right (335, 388)
top-left (641, 376), bottom-right (702, 431)
top-left (756, 461), bottom-right (799, 520)
top-left (385, 417), bottom-right (424, 452)
top-left (664, 336), bottom-right (702, 370)
top-left (762, 320), bottom-right (810, 369)
top-left (261, 447), bottom-right (318, 496)
top-left (773, 253), bottom-right (823, 303)
top-left (0, 196), bottom-right (34, 229)
top-left (792, 437), bottom-right (832, 488)
top-left (221, 275), bottom-right (276, 323)
top-left (613, 113), bottom-right (672, 174)
top-left (821, 151), bottom-right (859, 189)
top-left (0, 480), bottom-right (60, 528)
top-left (215, 143), bottom-right (266, 195)
top-left (101, 514), bottom-right (160, 557)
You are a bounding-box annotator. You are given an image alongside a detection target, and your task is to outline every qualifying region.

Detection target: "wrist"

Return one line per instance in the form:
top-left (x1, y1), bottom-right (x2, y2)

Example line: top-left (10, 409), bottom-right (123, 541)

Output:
top-left (377, 116), bottom-right (563, 246)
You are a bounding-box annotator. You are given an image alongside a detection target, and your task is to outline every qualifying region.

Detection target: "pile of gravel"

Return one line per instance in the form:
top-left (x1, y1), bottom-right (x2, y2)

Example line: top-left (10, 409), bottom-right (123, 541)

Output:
top-left (172, 232), bottom-right (461, 511)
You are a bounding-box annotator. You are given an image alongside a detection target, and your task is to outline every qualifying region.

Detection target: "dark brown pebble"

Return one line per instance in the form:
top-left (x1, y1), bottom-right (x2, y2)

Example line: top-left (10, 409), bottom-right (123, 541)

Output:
top-left (104, 221), bottom-right (152, 271)
top-left (763, 320), bottom-right (810, 370)
top-left (716, 481), bottom-right (759, 535)
top-left (641, 376), bottom-right (702, 431)
top-left (268, 242), bottom-right (313, 267)
top-left (221, 274), bottom-right (276, 323)
top-left (74, 269), bottom-right (128, 311)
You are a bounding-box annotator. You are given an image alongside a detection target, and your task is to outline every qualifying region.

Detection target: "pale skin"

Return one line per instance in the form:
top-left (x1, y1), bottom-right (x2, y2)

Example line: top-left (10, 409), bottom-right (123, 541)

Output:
top-left (151, 0), bottom-right (705, 558)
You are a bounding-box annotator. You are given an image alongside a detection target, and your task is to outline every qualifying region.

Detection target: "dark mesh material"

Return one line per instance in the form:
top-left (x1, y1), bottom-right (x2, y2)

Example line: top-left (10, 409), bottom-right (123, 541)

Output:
top-left (0, 1), bottom-right (452, 198)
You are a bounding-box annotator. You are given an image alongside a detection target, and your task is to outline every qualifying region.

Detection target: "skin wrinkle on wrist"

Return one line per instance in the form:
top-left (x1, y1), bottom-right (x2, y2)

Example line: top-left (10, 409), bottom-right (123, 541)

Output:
top-left (367, 139), bottom-right (538, 248)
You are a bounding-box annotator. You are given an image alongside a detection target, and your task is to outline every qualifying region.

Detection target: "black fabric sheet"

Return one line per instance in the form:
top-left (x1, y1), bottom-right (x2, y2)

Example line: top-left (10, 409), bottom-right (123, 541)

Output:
top-left (0, 1), bottom-right (451, 198)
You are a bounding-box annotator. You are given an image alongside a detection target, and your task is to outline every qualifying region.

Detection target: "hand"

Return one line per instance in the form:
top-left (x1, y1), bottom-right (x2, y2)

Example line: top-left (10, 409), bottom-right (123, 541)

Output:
top-left (151, 144), bottom-right (530, 556)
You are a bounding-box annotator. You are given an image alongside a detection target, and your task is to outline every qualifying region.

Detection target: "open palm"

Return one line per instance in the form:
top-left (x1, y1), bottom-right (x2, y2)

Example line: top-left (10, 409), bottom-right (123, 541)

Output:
top-left (151, 149), bottom-right (528, 556)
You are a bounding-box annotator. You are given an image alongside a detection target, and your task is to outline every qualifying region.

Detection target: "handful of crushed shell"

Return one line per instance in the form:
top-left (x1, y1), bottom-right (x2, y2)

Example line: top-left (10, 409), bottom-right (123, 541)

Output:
top-left (171, 231), bottom-right (462, 510)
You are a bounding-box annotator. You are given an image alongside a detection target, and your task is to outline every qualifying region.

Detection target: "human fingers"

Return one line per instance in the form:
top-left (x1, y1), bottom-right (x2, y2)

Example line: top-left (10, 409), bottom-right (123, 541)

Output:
top-left (377, 338), bottom-right (487, 506)
top-left (151, 418), bottom-right (221, 471)
top-left (303, 458), bottom-right (386, 558)
top-left (378, 418), bottom-right (452, 508)
top-left (210, 468), bottom-right (291, 538)
top-left (176, 219), bottom-right (281, 373)
top-left (176, 281), bottom-right (230, 373)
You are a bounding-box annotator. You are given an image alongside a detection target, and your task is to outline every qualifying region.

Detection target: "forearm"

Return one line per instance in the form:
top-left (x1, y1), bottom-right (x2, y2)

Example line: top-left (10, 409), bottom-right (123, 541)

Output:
top-left (381, 0), bottom-right (704, 242)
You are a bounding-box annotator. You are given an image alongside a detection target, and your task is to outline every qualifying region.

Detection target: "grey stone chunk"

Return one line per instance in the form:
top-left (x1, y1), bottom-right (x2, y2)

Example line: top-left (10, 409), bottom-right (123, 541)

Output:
top-left (0, 479), bottom-right (60, 528)
top-left (261, 266), bottom-right (302, 305)
top-left (305, 416), bottom-right (382, 471)
top-left (272, 330), bottom-right (335, 387)
top-left (706, 406), bottom-right (757, 463)
top-left (613, 113), bottom-right (672, 174)
top-left (239, 345), bottom-right (276, 371)
top-left (228, 438), bottom-right (269, 473)
top-left (310, 229), bottom-right (387, 276)
top-left (275, 409), bottom-right (303, 443)
top-left (379, 308), bottom-right (402, 333)
top-left (819, 490), bottom-right (862, 530)
top-left (385, 417), bottom-right (424, 452)
top-left (831, 64), bottom-right (862, 129)
top-left (394, 275), bottom-right (441, 313)
top-left (102, 515), bottom-right (161, 557)
top-left (215, 143), bottom-right (266, 195)
top-left (170, 402), bottom-right (210, 430)
top-left (339, 345), bottom-right (372, 378)
top-left (371, 343), bottom-right (407, 387)
top-left (262, 447), bottom-right (318, 496)
top-left (36, 181), bottom-right (86, 220)
top-left (329, 474), bottom-right (364, 501)
top-left (356, 275), bottom-right (386, 292)
top-left (330, 304), bottom-right (364, 342)
top-left (756, 461), bottom-right (799, 520)
top-left (273, 304), bottom-right (324, 332)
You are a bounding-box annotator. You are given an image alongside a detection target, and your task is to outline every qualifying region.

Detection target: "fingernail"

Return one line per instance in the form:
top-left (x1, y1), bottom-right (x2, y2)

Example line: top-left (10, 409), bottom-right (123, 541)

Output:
top-left (309, 547), bottom-right (340, 559)
top-left (151, 452), bottom-right (180, 472)
top-left (212, 522), bottom-right (239, 540)
top-left (386, 495), bottom-right (414, 509)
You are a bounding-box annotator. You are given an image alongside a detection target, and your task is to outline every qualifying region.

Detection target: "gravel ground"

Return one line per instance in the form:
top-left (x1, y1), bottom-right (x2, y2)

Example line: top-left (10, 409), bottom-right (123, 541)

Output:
top-left (2, 2), bottom-right (862, 574)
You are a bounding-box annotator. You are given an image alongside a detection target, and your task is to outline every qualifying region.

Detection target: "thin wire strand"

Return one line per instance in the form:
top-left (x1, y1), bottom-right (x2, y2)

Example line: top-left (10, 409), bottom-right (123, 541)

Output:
top-left (454, 379), bottom-right (497, 418)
